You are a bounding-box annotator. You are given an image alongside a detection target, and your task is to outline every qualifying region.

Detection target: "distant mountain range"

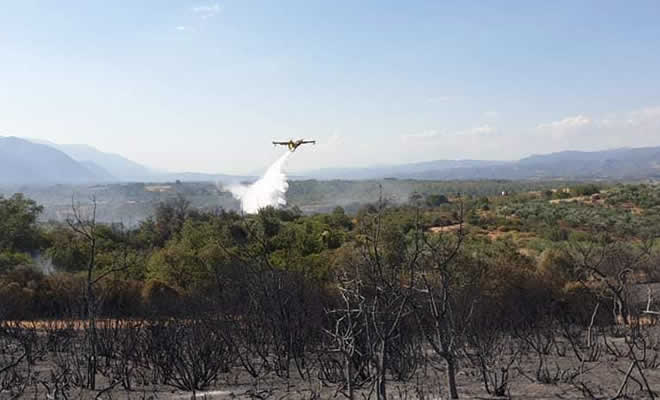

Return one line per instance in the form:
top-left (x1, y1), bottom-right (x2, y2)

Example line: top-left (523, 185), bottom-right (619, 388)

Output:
top-left (0, 137), bottom-right (248, 185)
top-left (298, 160), bottom-right (510, 180)
top-left (0, 137), bottom-right (99, 184)
top-left (298, 147), bottom-right (660, 181)
top-left (1, 136), bottom-right (659, 185)
top-left (44, 142), bottom-right (155, 181)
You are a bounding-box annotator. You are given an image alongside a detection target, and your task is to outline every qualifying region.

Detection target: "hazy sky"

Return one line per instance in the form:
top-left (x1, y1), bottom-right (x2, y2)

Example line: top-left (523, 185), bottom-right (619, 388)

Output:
top-left (2, 1), bottom-right (660, 174)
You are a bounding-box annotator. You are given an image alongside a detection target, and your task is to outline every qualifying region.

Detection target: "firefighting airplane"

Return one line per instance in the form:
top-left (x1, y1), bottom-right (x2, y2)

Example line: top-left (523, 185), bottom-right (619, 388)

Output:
top-left (272, 139), bottom-right (316, 152)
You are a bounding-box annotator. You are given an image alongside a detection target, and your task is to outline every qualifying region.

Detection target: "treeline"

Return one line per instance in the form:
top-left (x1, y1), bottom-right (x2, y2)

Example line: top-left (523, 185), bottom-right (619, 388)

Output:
top-left (1, 186), bottom-right (660, 398)
top-left (0, 193), bottom-right (354, 320)
top-left (1, 178), bottom-right (598, 224)
top-left (286, 179), bottom-right (590, 211)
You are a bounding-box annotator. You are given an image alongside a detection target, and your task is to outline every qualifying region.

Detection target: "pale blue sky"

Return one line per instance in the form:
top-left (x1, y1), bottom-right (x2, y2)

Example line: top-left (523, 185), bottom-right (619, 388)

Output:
top-left (2, 1), bottom-right (660, 174)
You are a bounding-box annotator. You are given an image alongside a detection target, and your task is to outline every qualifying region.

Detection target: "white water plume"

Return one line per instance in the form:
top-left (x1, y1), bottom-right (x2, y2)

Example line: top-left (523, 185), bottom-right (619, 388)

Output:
top-left (229, 151), bottom-right (291, 214)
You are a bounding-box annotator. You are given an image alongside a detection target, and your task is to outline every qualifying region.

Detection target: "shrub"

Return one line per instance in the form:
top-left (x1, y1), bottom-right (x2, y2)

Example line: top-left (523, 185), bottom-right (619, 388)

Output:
top-left (142, 279), bottom-right (181, 316)
top-left (98, 279), bottom-right (144, 317)
top-left (572, 184), bottom-right (600, 196)
top-left (425, 194), bottom-right (449, 207)
top-left (45, 273), bottom-right (86, 318)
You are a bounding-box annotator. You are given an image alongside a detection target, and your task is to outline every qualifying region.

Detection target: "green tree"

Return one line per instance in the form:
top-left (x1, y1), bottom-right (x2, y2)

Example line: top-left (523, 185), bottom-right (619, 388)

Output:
top-left (0, 193), bottom-right (44, 272)
top-left (572, 184), bottom-right (600, 196)
top-left (46, 226), bottom-right (88, 272)
top-left (0, 193), bottom-right (44, 253)
top-left (147, 218), bottom-right (227, 292)
top-left (151, 194), bottom-right (191, 246)
top-left (426, 194), bottom-right (450, 207)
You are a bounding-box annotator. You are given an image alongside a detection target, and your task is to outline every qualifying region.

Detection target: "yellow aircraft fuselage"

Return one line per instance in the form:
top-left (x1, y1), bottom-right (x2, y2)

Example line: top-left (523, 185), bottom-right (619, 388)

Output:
top-left (272, 139), bottom-right (316, 151)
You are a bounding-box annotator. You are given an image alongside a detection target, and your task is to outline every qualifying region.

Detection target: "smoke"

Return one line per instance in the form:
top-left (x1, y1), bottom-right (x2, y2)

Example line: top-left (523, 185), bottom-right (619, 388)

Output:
top-left (229, 151), bottom-right (292, 214)
top-left (32, 252), bottom-right (55, 275)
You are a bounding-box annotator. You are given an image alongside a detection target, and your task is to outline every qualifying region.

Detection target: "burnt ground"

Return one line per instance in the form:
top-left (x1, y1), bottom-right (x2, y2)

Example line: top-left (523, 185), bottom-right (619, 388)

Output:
top-left (5, 332), bottom-right (660, 400)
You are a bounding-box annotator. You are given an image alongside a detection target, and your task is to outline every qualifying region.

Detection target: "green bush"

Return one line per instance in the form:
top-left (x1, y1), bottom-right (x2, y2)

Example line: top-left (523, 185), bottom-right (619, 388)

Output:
top-left (572, 184), bottom-right (600, 196)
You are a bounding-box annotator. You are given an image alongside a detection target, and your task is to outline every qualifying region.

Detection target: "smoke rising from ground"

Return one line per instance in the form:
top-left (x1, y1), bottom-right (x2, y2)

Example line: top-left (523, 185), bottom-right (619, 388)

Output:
top-left (228, 151), bottom-right (291, 214)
